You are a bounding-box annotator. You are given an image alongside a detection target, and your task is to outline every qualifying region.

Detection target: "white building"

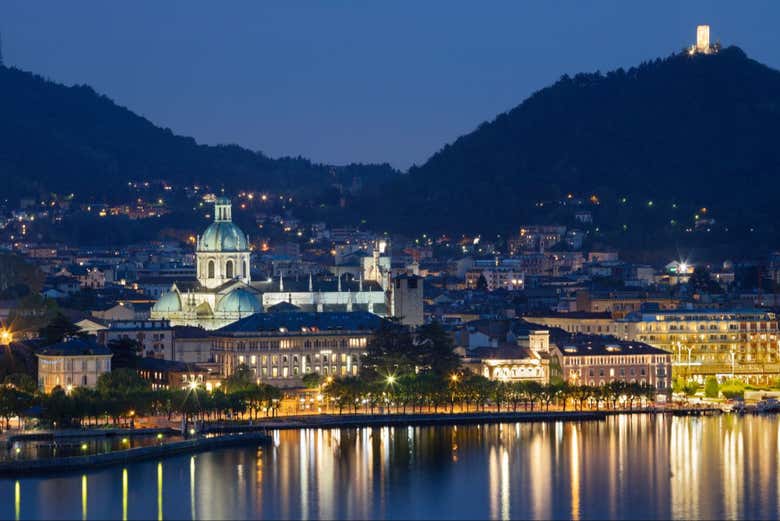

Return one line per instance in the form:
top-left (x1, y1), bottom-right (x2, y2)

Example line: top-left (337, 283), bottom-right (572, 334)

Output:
top-left (151, 198), bottom-right (387, 330)
top-left (36, 339), bottom-right (113, 393)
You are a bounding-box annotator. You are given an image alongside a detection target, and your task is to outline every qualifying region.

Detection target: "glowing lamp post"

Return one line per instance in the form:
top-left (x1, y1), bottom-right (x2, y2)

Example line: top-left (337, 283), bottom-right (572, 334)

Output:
top-left (0, 328), bottom-right (12, 346)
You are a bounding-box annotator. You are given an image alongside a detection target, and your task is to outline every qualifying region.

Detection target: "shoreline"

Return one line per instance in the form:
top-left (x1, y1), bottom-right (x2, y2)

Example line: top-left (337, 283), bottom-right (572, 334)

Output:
top-left (0, 431), bottom-right (272, 477)
top-left (0, 408), bottom-right (728, 476)
top-left (202, 410), bottom-right (609, 433)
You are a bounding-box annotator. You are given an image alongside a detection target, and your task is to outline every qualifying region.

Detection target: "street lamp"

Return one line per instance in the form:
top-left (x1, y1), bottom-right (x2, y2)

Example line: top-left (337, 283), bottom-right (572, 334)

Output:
top-left (730, 347), bottom-right (736, 378)
top-left (687, 346), bottom-right (693, 376)
top-left (0, 328), bottom-right (12, 345)
top-left (386, 375), bottom-right (396, 386)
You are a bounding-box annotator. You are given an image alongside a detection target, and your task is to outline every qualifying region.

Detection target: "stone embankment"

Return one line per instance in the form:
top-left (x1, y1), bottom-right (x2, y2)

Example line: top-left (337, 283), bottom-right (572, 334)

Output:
top-left (0, 431), bottom-right (271, 476)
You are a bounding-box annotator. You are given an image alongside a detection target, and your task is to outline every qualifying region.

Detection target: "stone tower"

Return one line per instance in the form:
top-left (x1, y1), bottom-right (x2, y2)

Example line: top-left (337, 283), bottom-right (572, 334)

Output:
top-left (390, 274), bottom-right (424, 327)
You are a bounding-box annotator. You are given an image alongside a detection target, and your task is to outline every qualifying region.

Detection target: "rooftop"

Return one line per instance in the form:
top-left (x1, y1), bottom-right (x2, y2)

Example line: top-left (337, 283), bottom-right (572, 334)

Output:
top-left (215, 311), bottom-right (386, 335)
top-left (36, 338), bottom-right (112, 357)
top-left (551, 332), bottom-right (667, 357)
top-left (622, 309), bottom-right (776, 322)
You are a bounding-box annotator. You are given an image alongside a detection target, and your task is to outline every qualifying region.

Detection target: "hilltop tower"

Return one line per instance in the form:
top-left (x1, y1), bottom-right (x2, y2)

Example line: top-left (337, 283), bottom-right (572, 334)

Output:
top-left (689, 25), bottom-right (718, 55)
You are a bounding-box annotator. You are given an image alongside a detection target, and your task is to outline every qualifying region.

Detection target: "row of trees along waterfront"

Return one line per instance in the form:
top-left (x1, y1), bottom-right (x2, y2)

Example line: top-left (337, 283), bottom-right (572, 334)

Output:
top-left (0, 321), bottom-right (657, 430)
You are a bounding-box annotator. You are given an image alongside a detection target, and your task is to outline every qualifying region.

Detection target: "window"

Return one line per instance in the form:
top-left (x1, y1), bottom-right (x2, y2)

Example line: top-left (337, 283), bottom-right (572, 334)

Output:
top-left (208, 260), bottom-right (215, 279)
top-left (226, 260), bottom-right (234, 279)
top-left (82, 375), bottom-right (88, 385)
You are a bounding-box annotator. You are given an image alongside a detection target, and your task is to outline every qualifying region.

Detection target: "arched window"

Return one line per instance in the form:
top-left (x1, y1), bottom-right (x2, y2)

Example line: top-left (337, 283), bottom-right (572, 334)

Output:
top-left (226, 260), bottom-right (234, 279)
top-left (208, 260), bottom-right (215, 279)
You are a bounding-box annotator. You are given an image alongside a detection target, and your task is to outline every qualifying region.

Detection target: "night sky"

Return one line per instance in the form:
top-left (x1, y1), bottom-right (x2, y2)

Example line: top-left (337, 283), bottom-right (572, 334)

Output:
top-left (2, 1), bottom-right (779, 169)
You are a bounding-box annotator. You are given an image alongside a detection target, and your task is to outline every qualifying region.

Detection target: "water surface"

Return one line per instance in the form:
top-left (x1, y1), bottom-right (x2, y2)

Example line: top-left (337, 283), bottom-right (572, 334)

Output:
top-left (1, 414), bottom-right (778, 520)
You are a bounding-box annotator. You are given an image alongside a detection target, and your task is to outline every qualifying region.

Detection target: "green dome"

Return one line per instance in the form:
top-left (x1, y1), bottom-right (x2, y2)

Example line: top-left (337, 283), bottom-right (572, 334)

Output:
top-left (217, 288), bottom-right (262, 314)
top-left (200, 221), bottom-right (248, 252)
top-left (153, 291), bottom-right (181, 312)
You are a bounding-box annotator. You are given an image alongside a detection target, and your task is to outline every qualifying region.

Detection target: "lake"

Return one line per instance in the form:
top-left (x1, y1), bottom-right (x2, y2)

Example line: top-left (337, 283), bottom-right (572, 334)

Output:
top-left (1, 414), bottom-right (779, 520)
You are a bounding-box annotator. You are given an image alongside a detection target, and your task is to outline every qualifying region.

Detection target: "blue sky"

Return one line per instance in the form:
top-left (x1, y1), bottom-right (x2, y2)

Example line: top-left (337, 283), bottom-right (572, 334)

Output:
top-left (2, 1), bottom-right (780, 169)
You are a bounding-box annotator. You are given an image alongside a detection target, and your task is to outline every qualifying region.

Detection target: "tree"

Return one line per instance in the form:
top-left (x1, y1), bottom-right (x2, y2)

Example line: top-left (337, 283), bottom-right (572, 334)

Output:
top-left (224, 363), bottom-right (256, 393)
top-left (96, 369), bottom-right (151, 424)
top-left (301, 373), bottom-right (323, 389)
top-left (704, 376), bottom-right (720, 398)
top-left (475, 274), bottom-right (488, 291)
top-left (463, 373), bottom-right (493, 412)
top-left (39, 313), bottom-right (81, 345)
top-left (525, 381), bottom-right (543, 411)
top-left (720, 379), bottom-right (745, 400)
top-left (0, 385), bottom-right (34, 429)
top-left (0, 253), bottom-right (43, 298)
top-left (106, 338), bottom-right (142, 369)
top-left (362, 320), bottom-right (416, 378)
top-left (40, 387), bottom-right (78, 427)
top-left (3, 373), bottom-right (37, 394)
top-left (688, 266), bottom-right (723, 295)
top-left (571, 385), bottom-right (594, 411)
top-left (682, 381), bottom-right (700, 398)
top-left (414, 322), bottom-right (461, 376)
top-left (7, 294), bottom-right (59, 338)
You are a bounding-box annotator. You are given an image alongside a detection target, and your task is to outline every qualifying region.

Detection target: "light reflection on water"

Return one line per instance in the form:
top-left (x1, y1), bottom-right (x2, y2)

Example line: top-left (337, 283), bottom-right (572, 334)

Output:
top-left (2, 415), bottom-right (780, 520)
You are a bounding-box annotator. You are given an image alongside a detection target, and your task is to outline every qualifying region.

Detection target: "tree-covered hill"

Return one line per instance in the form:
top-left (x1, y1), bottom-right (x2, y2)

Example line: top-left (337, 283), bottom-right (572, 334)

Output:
top-left (0, 65), bottom-right (397, 201)
top-left (360, 47), bottom-right (780, 243)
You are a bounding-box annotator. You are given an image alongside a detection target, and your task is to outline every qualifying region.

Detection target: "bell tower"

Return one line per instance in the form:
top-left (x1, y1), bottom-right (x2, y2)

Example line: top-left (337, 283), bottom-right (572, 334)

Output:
top-left (214, 197), bottom-right (232, 222)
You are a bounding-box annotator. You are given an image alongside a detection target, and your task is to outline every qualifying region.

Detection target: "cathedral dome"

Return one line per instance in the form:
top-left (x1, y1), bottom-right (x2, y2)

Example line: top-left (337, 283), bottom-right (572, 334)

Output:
top-left (200, 221), bottom-right (248, 252)
top-left (216, 288), bottom-right (262, 314)
top-left (153, 291), bottom-right (181, 312)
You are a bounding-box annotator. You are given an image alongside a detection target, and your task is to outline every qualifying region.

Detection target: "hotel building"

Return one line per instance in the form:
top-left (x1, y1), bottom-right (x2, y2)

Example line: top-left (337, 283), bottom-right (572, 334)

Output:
top-left (551, 334), bottom-right (672, 396)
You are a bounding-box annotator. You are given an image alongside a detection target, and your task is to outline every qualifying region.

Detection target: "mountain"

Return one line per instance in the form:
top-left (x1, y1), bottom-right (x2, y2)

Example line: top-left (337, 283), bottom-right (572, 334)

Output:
top-left (361, 47), bottom-right (780, 244)
top-left (0, 65), bottom-right (397, 201)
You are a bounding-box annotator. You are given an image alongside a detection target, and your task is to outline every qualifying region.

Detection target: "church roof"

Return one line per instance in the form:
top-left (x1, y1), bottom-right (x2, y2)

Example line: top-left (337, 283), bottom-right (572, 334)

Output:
top-left (251, 277), bottom-right (383, 293)
top-left (199, 221), bottom-right (248, 252)
top-left (267, 301), bottom-right (302, 313)
top-left (216, 288), bottom-right (263, 314)
top-left (152, 291), bottom-right (182, 313)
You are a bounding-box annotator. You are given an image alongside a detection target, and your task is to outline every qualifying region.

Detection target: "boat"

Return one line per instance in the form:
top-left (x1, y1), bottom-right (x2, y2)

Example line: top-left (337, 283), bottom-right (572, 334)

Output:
top-left (720, 399), bottom-right (745, 413)
top-left (755, 397), bottom-right (780, 413)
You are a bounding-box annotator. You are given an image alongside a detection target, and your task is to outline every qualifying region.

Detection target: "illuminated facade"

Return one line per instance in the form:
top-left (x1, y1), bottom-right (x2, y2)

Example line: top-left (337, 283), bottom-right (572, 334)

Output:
top-left (36, 339), bottom-right (113, 393)
top-left (689, 24), bottom-right (718, 55)
top-left (152, 198), bottom-right (388, 329)
top-left (620, 310), bottom-right (779, 384)
top-left (552, 336), bottom-right (671, 394)
top-left (529, 309), bottom-right (780, 384)
top-left (211, 311), bottom-right (384, 387)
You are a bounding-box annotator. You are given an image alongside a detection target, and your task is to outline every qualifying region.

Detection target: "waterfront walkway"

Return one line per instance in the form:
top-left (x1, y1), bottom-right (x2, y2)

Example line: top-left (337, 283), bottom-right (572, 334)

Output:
top-left (201, 410), bottom-right (607, 433)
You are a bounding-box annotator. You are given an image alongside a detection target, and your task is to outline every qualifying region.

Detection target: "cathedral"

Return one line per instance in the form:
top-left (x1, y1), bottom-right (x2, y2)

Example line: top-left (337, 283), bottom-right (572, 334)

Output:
top-left (151, 197), bottom-right (388, 329)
